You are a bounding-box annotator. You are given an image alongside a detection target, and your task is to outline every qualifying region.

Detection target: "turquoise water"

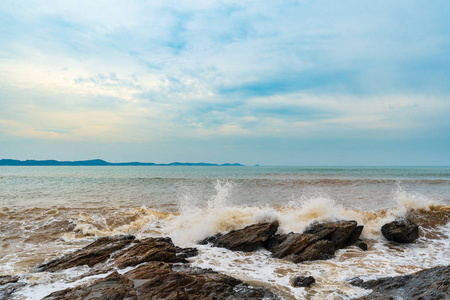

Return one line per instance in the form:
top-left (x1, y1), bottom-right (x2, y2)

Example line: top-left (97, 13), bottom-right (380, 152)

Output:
top-left (1, 166), bottom-right (449, 209)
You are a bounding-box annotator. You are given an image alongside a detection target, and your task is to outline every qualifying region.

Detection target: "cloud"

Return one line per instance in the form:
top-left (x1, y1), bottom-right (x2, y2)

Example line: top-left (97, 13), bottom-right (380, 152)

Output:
top-left (0, 0), bottom-right (449, 164)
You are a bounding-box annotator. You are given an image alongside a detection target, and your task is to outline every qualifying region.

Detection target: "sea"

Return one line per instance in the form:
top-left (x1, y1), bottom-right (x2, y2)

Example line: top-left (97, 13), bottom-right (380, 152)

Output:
top-left (0, 166), bottom-right (449, 299)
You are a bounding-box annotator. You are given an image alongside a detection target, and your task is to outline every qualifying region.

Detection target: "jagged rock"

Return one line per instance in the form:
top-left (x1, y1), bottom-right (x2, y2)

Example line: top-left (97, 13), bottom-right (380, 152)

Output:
top-left (44, 262), bottom-right (281, 300)
top-left (381, 219), bottom-right (419, 243)
top-left (289, 240), bottom-right (335, 263)
top-left (266, 233), bottom-right (318, 258)
top-left (0, 275), bottom-right (19, 285)
top-left (290, 276), bottom-right (315, 287)
top-left (37, 235), bottom-right (135, 272)
top-left (351, 265), bottom-right (450, 300)
top-left (43, 271), bottom-right (137, 300)
top-left (304, 220), bottom-right (361, 249)
top-left (175, 246), bottom-right (199, 260)
top-left (113, 237), bottom-right (191, 269)
top-left (199, 221), bottom-right (279, 252)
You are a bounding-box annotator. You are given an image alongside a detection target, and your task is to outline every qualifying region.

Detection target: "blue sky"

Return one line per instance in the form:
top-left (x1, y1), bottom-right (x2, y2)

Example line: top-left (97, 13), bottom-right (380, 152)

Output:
top-left (0, 0), bottom-right (449, 165)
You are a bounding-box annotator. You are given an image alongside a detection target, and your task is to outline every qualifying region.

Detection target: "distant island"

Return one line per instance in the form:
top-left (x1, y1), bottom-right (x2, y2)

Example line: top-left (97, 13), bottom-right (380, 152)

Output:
top-left (0, 159), bottom-right (244, 167)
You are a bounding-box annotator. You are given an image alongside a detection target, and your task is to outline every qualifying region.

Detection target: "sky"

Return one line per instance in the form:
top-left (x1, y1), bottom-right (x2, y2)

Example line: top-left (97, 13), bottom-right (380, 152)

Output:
top-left (0, 0), bottom-right (449, 166)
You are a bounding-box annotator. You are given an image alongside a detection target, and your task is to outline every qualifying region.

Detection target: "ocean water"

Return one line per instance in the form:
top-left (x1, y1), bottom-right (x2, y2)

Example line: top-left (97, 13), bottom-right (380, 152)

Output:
top-left (0, 166), bottom-right (449, 299)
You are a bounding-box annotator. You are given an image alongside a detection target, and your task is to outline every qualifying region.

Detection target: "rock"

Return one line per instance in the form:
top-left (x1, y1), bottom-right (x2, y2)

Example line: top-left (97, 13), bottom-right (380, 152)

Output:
top-left (304, 220), bottom-right (361, 249)
top-left (289, 240), bottom-right (335, 263)
top-left (44, 262), bottom-right (281, 300)
top-left (381, 219), bottom-right (419, 243)
top-left (266, 233), bottom-right (318, 258)
top-left (175, 246), bottom-right (199, 260)
top-left (43, 271), bottom-right (137, 300)
top-left (0, 275), bottom-right (19, 285)
top-left (200, 221), bottom-right (279, 252)
top-left (113, 237), bottom-right (193, 269)
top-left (357, 241), bottom-right (368, 251)
top-left (0, 276), bottom-right (25, 300)
top-left (37, 235), bottom-right (135, 272)
top-left (351, 265), bottom-right (450, 300)
top-left (290, 276), bottom-right (315, 287)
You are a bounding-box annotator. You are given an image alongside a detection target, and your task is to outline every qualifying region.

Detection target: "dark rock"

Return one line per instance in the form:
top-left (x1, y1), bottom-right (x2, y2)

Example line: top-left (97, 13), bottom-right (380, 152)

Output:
top-left (304, 220), bottom-right (360, 249)
top-left (351, 265), bottom-right (450, 300)
top-left (44, 261), bottom-right (281, 300)
top-left (43, 271), bottom-right (137, 300)
top-left (0, 277), bottom-right (25, 300)
top-left (0, 275), bottom-right (19, 285)
top-left (126, 262), bottom-right (280, 300)
top-left (267, 233), bottom-right (318, 258)
top-left (201, 221), bottom-right (279, 252)
top-left (358, 241), bottom-right (368, 251)
top-left (347, 225), bottom-right (364, 246)
top-left (198, 233), bottom-right (223, 245)
top-left (381, 219), bottom-right (419, 243)
top-left (37, 235), bottom-right (135, 272)
top-left (290, 276), bottom-right (315, 287)
top-left (175, 246), bottom-right (199, 260)
top-left (289, 240), bottom-right (335, 263)
top-left (113, 237), bottom-right (194, 269)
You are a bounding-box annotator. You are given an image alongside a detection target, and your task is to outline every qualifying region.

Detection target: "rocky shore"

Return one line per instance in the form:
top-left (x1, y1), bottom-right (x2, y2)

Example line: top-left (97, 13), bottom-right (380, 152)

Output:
top-left (1, 218), bottom-right (448, 299)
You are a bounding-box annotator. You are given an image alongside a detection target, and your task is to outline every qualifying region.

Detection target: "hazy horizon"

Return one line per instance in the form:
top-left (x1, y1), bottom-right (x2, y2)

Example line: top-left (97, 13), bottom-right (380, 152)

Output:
top-left (1, 1), bottom-right (449, 166)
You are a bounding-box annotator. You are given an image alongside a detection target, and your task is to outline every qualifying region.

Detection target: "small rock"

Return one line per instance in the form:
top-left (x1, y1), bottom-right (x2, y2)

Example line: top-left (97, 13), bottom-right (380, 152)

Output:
top-left (358, 242), bottom-right (368, 251)
top-left (381, 219), bottom-right (419, 243)
top-left (290, 276), bottom-right (315, 287)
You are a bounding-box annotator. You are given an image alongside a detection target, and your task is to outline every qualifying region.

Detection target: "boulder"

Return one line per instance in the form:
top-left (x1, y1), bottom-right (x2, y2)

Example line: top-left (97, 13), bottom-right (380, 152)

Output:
top-left (44, 261), bottom-right (281, 300)
top-left (266, 233), bottom-right (318, 258)
top-left (200, 221), bottom-right (279, 252)
top-left (290, 276), bottom-right (315, 287)
top-left (37, 235), bottom-right (135, 272)
top-left (43, 271), bottom-right (137, 300)
top-left (304, 221), bottom-right (361, 249)
top-left (289, 240), bottom-right (335, 263)
top-left (381, 219), bottom-right (419, 243)
top-left (351, 265), bottom-right (450, 300)
top-left (113, 237), bottom-right (192, 269)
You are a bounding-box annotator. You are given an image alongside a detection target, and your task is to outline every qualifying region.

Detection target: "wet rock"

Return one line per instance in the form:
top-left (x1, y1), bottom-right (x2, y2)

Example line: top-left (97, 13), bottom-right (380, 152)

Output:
top-left (127, 262), bottom-right (281, 299)
top-left (304, 220), bottom-right (361, 249)
top-left (351, 265), bottom-right (450, 300)
top-left (381, 219), bottom-right (419, 243)
top-left (175, 246), bottom-right (199, 260)
top-left (357, 241), bottom-right (368, 251)
top-left (37, 235), bottom-right (135, 272)
top-left (200, 221), bottom-right (279, 252)
top-left (0, 282), bottom-right (26, 300)
top-left (113, 237), bottom-right (192, 269)
top-left (266, 233), bottom-right (318, 258)
top-left (43, 271), bottom-right (137, 300)
top-left (44, 261), bottom-right (281, 300)
top-left (0, 275), bottom-right (19, 285)
top-left (290, 276), bottom-right (315, 287)
top-left (289, 240), bottom-right (335, 263)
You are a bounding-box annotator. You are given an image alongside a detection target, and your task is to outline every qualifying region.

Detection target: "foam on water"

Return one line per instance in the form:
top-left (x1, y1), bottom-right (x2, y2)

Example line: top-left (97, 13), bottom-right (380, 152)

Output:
top-left (1, 176), bottom-right (449, 299)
